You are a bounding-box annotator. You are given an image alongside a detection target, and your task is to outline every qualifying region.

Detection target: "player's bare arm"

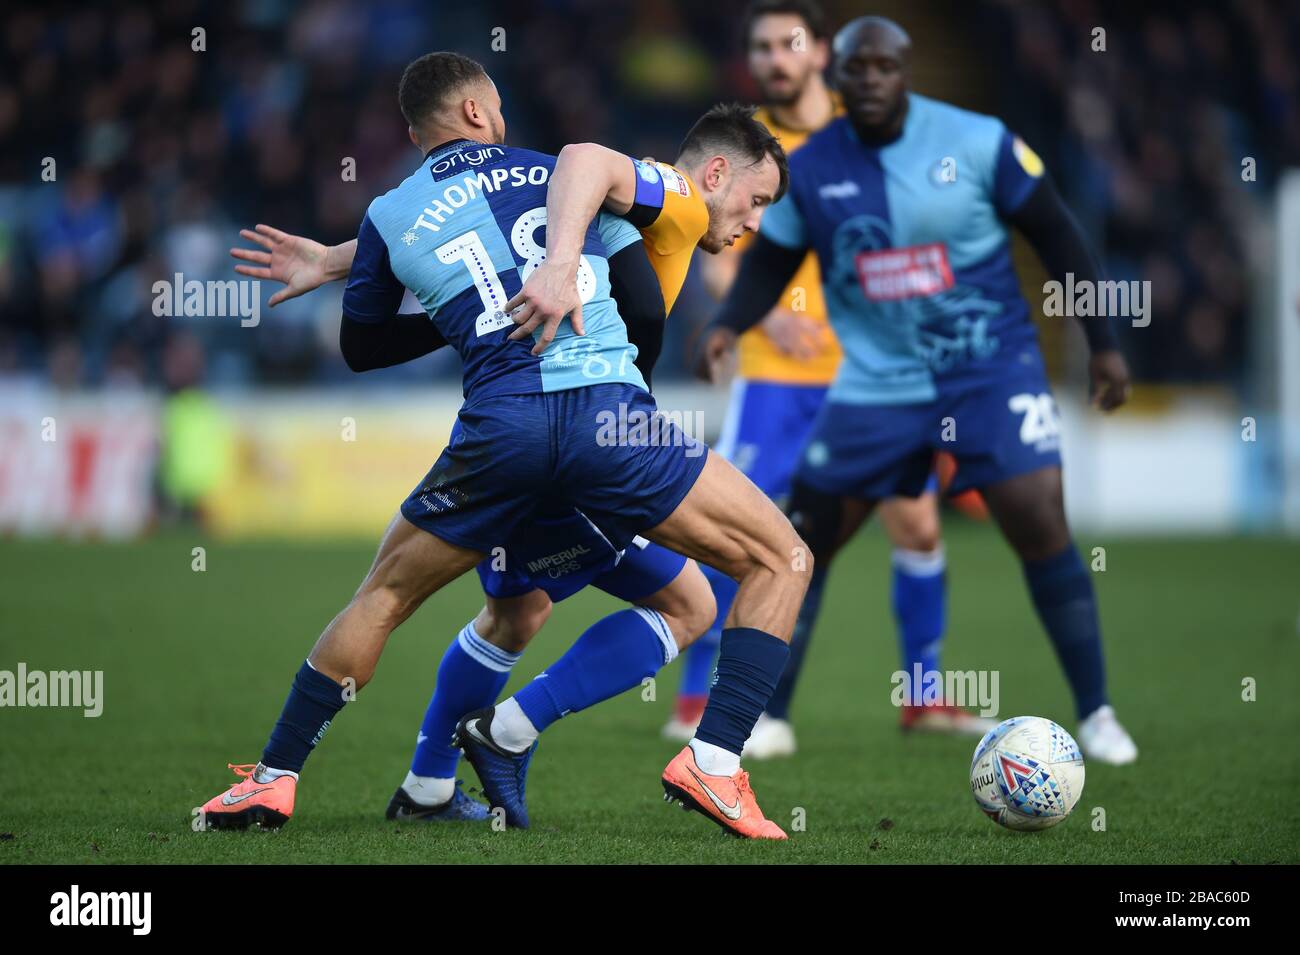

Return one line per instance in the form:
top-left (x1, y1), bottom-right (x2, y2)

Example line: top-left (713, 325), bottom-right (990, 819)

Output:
top-left (505, 142), bottom-right (638, 354)
top-left (230, 225), bottom-right (355, 306)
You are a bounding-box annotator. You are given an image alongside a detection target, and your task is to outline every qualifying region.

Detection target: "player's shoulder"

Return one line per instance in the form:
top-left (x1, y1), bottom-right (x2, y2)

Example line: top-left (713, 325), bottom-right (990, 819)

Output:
top-left (364, 158), bottom-right (433, 234)
top-left (494, 143), bottom-right (555, 167)
top-left (789, 116), bottom-right (842, 156)
top-left (909, 94), bottom-right (1006, 141)
top-left (785, 116), bottom-right (856, 178)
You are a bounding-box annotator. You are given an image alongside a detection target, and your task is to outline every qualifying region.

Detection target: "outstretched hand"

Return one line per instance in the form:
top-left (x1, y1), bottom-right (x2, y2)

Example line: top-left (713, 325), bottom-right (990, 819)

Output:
top-left (231, 224), bottom-right (329, 307)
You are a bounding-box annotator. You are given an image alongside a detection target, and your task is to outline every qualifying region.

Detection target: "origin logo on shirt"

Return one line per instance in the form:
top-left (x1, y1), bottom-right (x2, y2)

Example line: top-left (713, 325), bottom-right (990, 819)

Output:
top-left (854, 243), bottom-right (955, 301)
top-left (430, 144), bottom-right (506, 181)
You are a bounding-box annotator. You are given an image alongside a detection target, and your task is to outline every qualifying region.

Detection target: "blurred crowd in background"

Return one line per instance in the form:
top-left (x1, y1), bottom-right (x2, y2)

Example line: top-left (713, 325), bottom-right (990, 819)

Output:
top-left (1, 0), bottom-right (1295, 395)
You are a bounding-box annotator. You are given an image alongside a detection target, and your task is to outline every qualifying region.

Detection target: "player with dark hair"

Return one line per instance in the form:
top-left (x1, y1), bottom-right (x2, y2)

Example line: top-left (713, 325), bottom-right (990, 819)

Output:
top-left (206, 51), bottom-right (807, 839)
top-left (696, 18), bottom-right (1139, 765)
top-left (226, 100), bottom-right (789, 828)
top-left (668, 0), bottom-right (991, 758)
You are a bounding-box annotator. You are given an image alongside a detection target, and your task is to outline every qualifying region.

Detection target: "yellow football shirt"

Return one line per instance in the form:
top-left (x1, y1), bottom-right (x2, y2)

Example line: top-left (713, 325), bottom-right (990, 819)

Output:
top-left (627, 160), bottom-right (710, 314)
top-left (733, 101), bottom-right (843, 385)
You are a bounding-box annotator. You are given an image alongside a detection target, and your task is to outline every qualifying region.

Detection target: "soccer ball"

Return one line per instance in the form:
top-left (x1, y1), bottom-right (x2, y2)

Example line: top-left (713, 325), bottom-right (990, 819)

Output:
top-left (969, 716), bottom-right (1084, 831)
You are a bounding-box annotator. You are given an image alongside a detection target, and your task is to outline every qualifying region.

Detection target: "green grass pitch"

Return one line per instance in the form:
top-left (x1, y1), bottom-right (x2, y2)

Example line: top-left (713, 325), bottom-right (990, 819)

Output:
top-left (1, 521), bottom-right (1297, 864)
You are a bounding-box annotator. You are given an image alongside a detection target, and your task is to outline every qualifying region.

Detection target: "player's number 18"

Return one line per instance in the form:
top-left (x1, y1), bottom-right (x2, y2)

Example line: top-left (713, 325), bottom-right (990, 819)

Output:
top-left (435, 206), bottom-right (598, 338)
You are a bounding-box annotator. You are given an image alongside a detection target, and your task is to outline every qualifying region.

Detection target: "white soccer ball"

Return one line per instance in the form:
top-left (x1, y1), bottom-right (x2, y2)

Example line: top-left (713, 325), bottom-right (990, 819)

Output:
top-left (969, 716), bottom-right (1085, 831)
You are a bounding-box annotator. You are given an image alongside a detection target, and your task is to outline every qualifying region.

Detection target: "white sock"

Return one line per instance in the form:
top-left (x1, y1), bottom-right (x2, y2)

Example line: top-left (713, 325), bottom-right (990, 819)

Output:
top-left (491, 697), bottom-right (539, 753)
top-left (689, 738), bottom-right (740, 776)
top-left (254, 764), bottom-right (299, 783)
top-left (401, 770), bottom-right (455, 806)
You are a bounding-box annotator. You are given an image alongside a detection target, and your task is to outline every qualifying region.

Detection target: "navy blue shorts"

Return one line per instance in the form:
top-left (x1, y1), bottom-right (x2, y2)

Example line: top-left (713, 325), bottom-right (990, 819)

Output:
top-left (797, 367), bottom-right (1063, 499)
top-left (401, 383), bottom-right (708, 553)
top-left (477, 513), bottom-right (688, 603)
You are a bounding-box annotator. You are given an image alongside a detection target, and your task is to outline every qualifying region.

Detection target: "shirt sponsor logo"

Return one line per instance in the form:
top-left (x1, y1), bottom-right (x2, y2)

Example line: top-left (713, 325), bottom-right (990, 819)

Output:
top-left (525, 545), bottom-right (593, 576)
top-left (430, 145), bottom-right (506, 180)
top-left (818, 180), bottom-right (860, 199)
top-left (656, 163), bottom-right (690, 197)
top-left (854, 243), bottom-right (954, 301)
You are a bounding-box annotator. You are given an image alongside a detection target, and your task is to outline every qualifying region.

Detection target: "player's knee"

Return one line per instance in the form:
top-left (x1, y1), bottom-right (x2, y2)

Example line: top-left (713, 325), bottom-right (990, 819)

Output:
top-left (786, 481), bottom-right (839, 565)
top-left (478, 599), bottom-right (551, 653)
top-left (358, 581), bottom-right (423, 632)
top-left (1025, 487), bottom-right (1070, 558)
top-left (760, 521), bottom-right (813, 593)
top-left (892, 513), bottom-right (941, 553)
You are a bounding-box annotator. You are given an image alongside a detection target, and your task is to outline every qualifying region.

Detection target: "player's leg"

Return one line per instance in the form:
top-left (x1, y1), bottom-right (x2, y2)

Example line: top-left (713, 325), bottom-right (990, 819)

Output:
top-left (550, 383), bottom-right (807, 838)
top-left (979, 465), bottom-right (1136, 764)
top-left (671, 378), bottom-right (816, 738)
top-left (748, 472), bottom-right (869, 754)
top-left (201, 512), bottom-right (485, 829)
top-left (947, 373), bottom-right (1136, 764)
top-left (459, 547), bottom-right (710, 828)
top-left (390, 586), bottom-right (549, 822)
top-left (878, 487), bottom-right (989, 735)
top-left (200, 394), bottom-right (549, 829)
top-left (498, 558), bottom-right (714, 749)
top-left (879, 489), bottom-right (945, 685)
top-left (748, 398), bottom-right (936, 760)
top-left (639, 453), bottom-right (814, 838)
top-left (754, 479), bottom-right (874, 756)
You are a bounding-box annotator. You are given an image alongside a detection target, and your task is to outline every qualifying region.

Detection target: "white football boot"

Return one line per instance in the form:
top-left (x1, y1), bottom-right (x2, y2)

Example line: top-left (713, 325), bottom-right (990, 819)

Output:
top-left (741, 712), bottom-right (797, 760)
top-left (1076, 705), bottom-right (1138, 765)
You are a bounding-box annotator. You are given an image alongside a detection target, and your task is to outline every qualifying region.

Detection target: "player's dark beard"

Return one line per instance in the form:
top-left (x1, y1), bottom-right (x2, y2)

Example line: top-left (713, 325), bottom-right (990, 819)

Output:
top-left (759, 73), bottom-right (803, 107)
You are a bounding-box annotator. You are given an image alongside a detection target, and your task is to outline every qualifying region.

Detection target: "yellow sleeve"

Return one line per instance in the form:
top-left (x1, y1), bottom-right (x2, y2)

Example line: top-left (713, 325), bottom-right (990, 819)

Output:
top-left (637, 164), bottom-right (709, 313)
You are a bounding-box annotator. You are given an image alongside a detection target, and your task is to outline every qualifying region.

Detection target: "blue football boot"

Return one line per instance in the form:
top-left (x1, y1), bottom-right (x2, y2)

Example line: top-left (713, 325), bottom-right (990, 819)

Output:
top-left (385, 779), bottom-right (490, 822)
top-left (452, 706), bottom-right (537, 829)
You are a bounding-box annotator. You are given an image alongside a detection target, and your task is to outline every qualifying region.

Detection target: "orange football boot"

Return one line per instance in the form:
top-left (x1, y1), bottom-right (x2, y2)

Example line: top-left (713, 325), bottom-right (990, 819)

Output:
top-left (199, 762), bottom-right (296, 830)
top-left (661, 745), bottom-right (787, 840)
top-left (934, 452), bottom-right (989, 521)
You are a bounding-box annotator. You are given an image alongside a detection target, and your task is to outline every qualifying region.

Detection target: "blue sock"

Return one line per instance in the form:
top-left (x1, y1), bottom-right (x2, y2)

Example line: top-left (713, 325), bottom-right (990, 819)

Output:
top-left (680, 564), bottom-right (738, 698)
top-left (514, 608), bottom-right (676, 731)
top-left (891, 547), bottom-right (946, 676)
top-left (410, 620), bottom-right (520, 778)
top-left (765, 566), bottom-right (827, 720)
top-left (261, 660), bottom-right (349, 773)
top-left (1023, 544), bottom-right (1108, 720)
top-left (695, 627), bottom-right (790, 755)
top-left (679, 629), bottom-right (720, 698)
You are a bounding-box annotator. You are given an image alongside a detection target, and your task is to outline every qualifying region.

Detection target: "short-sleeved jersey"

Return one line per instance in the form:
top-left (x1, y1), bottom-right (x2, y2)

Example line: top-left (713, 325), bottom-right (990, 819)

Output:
top-left (344, 139), bottom-right (647, 401)
top-left (626, 159), bottom-right (710, 313)
top-left (759, 94), bottom-right (1045, 405)
top-left (733, 101), bottom-right (844, 386)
